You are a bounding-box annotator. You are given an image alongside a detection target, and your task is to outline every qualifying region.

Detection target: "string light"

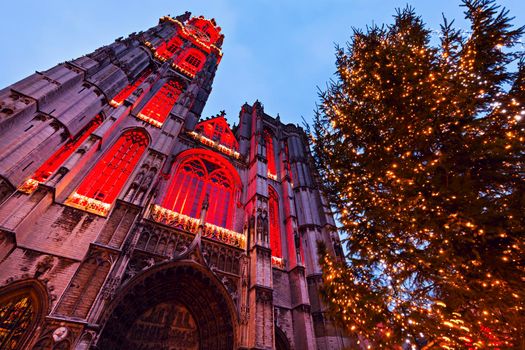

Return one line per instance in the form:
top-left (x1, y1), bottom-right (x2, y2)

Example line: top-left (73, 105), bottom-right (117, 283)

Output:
top-left (313, 0), bottom-right (524, 348)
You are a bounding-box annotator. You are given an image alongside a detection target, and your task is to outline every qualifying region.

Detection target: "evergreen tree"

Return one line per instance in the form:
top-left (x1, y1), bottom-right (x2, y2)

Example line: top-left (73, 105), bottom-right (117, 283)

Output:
top-left (313, 0), bottom-right (524, 348)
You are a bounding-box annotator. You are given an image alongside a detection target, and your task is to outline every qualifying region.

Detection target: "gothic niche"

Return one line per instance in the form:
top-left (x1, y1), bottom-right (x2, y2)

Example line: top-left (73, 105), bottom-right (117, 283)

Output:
top-left (125, 302), bottom-right (198, 350)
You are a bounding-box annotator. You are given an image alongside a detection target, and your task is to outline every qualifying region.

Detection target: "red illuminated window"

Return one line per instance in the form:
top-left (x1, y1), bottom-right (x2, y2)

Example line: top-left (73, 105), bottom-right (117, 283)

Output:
top-left (269, 186), bottom-right (282, 257)
top-left (0, 294), bottom-right (34, 349)
top-left (162, 151), bottom-right (238, 229)
top-left (19, 115), bottom-right (103, 193)
top-left (186, 55), bottom-right (202, 68)
top-left (176, 48), bottom-right (206, 76)
top-left (156, 36), bottom-right (183, 60)
top-left (67, 129), bottom-right (148, 215)
top-left (137, 80), bottom-right (183, 127)
top-left (264, 129), bottom-right (277, 179)
top-left (110, 68), bottom-right (151, 107)
top-left (34, 115), bottom-right (103, 183)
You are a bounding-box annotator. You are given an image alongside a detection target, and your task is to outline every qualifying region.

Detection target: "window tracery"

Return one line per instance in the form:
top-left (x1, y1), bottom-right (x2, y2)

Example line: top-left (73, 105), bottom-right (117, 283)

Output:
top-left (160, 151), bottom-right (239, 230)
top-left (174, 48), bottom-right (206, 77)
top-left (19, 115), bottom-right (103, 194)
top-left (110, 68), bottom-right (152, 107)
top-left (66, 129), bottom-right (148, 216)
top-left (155, 36), bottom-right (183, 61)
top-left (137, 80), bottom-right (183, 127)
top-left (0, 295), bottom-right (34, 349)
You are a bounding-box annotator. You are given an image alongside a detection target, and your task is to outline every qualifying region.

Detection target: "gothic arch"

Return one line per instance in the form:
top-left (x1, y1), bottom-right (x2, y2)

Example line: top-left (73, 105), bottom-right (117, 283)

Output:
top-left (96, 260), bottom-right (238, 350)
top-left (0, 279), bottom-right (49, 350)
top-left (137, 77), bottom-right (184, 127)
top-left (66, 128), bottom-right (150, 215)
top-left (275, 326), bottom-right (291, 350)
top-left (264, 128), bottom-right (278, 178)
top-left (159, 148), bottom-right (241, 229)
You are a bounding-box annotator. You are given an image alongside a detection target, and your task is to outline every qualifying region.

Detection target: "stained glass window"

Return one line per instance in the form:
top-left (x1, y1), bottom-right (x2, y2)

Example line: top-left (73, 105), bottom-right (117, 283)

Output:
top-left (137, 80), bottom-right (183, 127)
top-left (176, 48), bottom-right (206, 76)
top-left (67, 129), bottom-right (149, 216)
top-left (0, 295), bottom-right (34, 350)
top-left (19, 114), bottom-right (104, 194)
top-left (264, 129), bottom-right (277, 179)
top-left (269, 186), bottom-right (282, 257)
top-left (110, 68), bottom-right (152, 107)
top-left (162, 153), bottom-right (236, 229)
top-left (156, 36), bottom-right (183, 60)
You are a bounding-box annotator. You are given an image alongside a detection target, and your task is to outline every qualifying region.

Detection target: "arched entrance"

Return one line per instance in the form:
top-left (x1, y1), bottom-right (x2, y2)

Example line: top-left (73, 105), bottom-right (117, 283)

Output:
top-left (97, 260), bottom-right (237, 350)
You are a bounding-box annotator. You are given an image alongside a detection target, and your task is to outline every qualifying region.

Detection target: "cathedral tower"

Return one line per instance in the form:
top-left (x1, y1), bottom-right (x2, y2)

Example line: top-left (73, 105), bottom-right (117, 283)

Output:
top-left (0, 12), bottom-right (348, 349)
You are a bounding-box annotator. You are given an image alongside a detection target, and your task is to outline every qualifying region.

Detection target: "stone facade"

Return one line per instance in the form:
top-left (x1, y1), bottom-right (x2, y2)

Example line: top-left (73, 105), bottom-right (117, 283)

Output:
top-left (0, 12), bottom-right (349, 350)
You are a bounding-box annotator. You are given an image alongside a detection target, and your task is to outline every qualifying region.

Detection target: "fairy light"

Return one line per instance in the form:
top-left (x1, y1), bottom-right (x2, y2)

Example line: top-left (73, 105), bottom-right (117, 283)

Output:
top-left (313, 1), bottom-right (524, 348)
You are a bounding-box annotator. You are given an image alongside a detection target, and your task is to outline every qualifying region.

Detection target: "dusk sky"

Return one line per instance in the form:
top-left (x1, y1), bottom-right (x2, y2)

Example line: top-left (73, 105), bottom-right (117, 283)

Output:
top-left (1, 0), bottom-right (524, 127)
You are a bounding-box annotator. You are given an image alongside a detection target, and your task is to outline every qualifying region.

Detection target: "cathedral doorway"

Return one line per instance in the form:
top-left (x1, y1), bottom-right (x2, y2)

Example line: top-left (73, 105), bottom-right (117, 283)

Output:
top-left (97, 261), bottom-right (237, 350)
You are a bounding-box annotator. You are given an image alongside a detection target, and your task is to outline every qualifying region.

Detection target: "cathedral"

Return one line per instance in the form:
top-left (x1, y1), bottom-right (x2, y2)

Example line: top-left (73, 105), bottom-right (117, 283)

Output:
top-left (0, 12), bottom-right (349, 349)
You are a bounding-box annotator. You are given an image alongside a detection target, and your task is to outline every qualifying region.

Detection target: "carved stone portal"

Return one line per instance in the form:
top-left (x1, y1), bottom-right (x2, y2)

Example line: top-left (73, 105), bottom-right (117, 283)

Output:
top-left (126, 302), bottom-right (198, 350)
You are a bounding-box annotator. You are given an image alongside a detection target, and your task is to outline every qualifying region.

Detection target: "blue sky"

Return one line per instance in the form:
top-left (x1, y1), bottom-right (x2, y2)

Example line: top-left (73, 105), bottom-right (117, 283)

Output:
top-left (1, 0), bottom-right (524, 126)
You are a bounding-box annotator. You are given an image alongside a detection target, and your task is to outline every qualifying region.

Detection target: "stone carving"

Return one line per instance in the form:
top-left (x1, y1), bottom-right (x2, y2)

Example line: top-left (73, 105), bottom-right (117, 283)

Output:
top-left (34, 256), bottom-right (54, 279)
top-left (52, 326), bottom-right (68, 342)
top-left (294, 231), bottom-right (301, 260)
top-left (257, 208), bottom-right (268, 244)
top-left (142, 257), bottom-right (156, 271)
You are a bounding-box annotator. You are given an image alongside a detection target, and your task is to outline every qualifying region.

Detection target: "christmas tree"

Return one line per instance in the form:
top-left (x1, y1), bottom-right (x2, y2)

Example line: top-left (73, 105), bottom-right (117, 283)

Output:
top-left (312, 0), bottom-right (524, 348)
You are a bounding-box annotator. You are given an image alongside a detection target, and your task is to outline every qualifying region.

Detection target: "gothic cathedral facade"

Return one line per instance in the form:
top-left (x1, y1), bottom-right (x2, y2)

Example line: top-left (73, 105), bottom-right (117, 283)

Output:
top-left (0, 12), bottom-right (349, 350)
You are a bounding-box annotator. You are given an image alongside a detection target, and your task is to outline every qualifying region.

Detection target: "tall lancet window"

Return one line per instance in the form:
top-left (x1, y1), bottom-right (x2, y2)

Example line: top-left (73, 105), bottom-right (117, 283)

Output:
top-left (268, 186), bottom-right (282, 258)
top-left (67, 129), bottom-right (148, 216)
top-left (19, 114), bottom-right (103, 194)
top-left (161, 150), bottom-right (239, 229)
top-left (137, 80), bottom-right (183, 127)
top-left (264, 129), bottom-right (277, 180)
top-left (110, 68), bottom-right (152, 107)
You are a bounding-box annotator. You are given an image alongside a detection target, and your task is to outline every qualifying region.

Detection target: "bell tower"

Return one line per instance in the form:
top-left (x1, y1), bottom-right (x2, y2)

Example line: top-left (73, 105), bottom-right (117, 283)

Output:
top-left (0, 11), bottom-right (349, 350)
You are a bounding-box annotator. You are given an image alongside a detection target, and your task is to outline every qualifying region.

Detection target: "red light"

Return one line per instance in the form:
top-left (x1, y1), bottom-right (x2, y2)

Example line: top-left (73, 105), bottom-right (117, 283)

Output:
top-left (175, 48), bottom-right (207, 77)
top-left (74, 129), bottom-right (149, 207)
top-left (156, 36), bottom-right (183, 60)
top-left (33, 115), bottom-right (103, 183)
top-left (110, 69), bottom-right (152, 107)
top-left (194, 115), bottom-right (239, 151)
top-left (161, 151), bottom-right (238, 229)
top-left (269, 186), bottom-right (282, 257)
top-left (264, 129), bottom-right (277, 178)
top-left (138, 80), bottom-right (183, 127)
